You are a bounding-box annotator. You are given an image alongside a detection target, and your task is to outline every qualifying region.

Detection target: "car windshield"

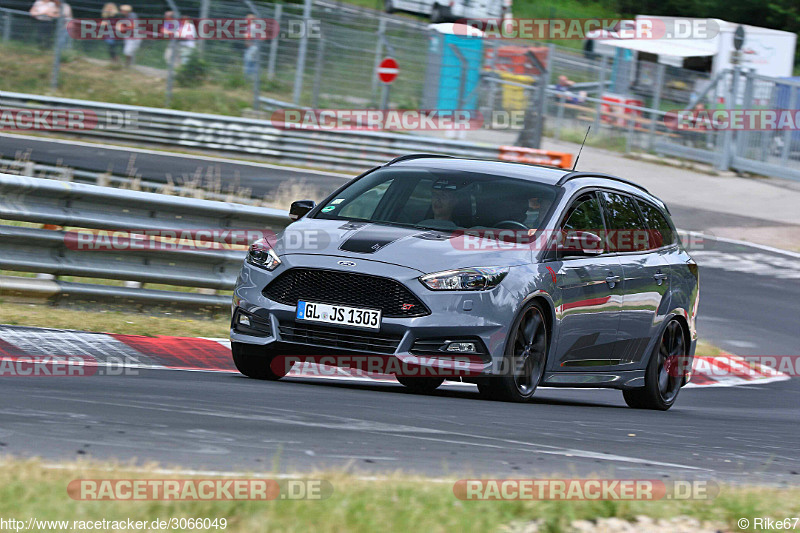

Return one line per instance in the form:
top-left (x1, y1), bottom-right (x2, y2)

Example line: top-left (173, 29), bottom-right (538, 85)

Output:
top-left (313, 167), bottom-right (560, 233)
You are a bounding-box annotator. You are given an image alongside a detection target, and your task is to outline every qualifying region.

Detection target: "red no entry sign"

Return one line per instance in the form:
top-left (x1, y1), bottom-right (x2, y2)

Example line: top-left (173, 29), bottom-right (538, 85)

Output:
top-left (377, 57), bottom-right (399, 84)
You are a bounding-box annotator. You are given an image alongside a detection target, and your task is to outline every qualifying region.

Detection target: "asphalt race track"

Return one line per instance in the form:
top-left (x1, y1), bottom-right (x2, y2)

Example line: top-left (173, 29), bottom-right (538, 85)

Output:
top-left (1, 135), bottom-right (799, 483)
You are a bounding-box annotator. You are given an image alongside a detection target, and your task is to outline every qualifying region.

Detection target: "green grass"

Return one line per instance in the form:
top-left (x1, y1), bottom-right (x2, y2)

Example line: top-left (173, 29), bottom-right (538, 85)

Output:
top-left (0, 300), bottom-right (229, 337)
top-left (0, 41), bottom-right (274, 116)
top-left (0, 458), bottom-right (796, 532)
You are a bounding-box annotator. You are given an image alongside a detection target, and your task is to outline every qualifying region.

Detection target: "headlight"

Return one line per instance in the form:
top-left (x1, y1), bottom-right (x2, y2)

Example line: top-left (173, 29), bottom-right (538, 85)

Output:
top-left (246, 239), bottom-right (282, 271)
top-left (419, 266), bottom-right (509, 291)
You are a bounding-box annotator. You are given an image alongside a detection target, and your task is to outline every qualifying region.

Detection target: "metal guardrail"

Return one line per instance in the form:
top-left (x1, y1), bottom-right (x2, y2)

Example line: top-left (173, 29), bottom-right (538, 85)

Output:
top-left (0, 173), bottom-right (292, 310)
top-left (0, 91), bottom-right (502, 173)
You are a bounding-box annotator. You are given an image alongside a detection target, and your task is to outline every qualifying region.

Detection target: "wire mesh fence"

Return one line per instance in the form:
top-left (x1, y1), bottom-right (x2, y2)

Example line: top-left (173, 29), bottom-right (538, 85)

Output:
top-left (2, 2), bottom-right (800, 180)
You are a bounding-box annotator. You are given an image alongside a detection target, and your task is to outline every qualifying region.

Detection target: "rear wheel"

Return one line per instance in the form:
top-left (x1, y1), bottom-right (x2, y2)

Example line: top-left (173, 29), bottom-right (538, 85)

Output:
top-left (623, 320), bottom-right (685, 410)
top-left (396, 376), bottom-right (445, 393)
top-left (231, 342), bottom-right (291, 380)
top-left (478, 302), bottom-right (548, 402)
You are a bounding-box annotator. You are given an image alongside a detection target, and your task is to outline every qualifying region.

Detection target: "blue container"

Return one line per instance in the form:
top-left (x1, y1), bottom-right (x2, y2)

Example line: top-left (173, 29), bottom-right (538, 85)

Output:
top-left (423, 26), bottom-right (484, 111)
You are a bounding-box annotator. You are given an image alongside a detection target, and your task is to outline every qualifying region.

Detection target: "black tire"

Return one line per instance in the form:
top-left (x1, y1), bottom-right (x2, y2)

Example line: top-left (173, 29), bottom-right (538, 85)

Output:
top-left (430, 5), bottom-right (444, 23)
top-left (478, 301), bottom-right (548, 402)
top-left (231, 342), bottom-right (291, 380)
top-left (623, 320), bottom-right (686, 410)
top-left (384, 0), bottom-right (396, 13)
top-left (396, 376), bottom-right (445, 393)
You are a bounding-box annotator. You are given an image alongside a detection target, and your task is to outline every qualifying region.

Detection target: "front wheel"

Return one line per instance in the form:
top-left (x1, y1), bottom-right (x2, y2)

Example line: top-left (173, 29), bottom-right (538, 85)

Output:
top-left (623, 320), bottom-right (686, 410)
top-left (478, 302), bottom-right (548, 402)
top-left (231, 342), bottom-right (291, 380)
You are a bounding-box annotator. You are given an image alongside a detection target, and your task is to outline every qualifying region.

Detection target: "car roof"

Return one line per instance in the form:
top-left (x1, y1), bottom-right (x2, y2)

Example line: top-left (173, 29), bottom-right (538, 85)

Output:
top-left (388, 156), bottom-right (570, 186)
top-left (387, 156), bottom-right (668, 212)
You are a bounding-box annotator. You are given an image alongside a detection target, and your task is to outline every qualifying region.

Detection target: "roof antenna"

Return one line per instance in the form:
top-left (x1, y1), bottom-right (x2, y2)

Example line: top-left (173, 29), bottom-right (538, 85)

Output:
top-left (571, 126), bottom-right (591, 171)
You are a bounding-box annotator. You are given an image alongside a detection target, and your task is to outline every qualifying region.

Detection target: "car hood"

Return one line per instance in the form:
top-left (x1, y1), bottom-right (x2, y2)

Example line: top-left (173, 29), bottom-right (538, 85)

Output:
top-left (273, 219), bottom-right (531, 274)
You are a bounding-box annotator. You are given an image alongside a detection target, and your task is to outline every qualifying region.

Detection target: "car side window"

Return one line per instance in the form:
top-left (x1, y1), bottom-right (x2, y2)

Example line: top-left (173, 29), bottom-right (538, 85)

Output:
top-left (636, 199), bottom-right (676, 249)
top-left (599, 191), bottom-right (649, 252)
top-left (556, 193), bottom-right (605, 259)
top-left (562, 193), bottom-right (604, 234)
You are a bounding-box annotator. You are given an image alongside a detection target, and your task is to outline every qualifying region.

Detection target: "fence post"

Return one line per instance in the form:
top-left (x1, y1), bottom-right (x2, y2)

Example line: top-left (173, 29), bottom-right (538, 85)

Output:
top-left (312, 33), bottom-right (324, 108)
top-left (735, 69), bottom-right (755, 159)
top-left (198, 0), bottom-right (210, 56)
top-left (716, 68), bottom-right (739, 171)
top-left (648, 63), bottom-right (665, 150)
top-left (252, 42), bottom-right (261, 111)
top-left (50, 3), bottom-right (67, 89)
top-left (267, 3), bottom-right (282, 80)
top-left (371, 18), bottom-right (386, 103)
top-left (165, 40), bottom-right (178, 107)
top-left (593, 55), bottom-right (608, 131)
top-left (2, 12), bottom-right (11, 43)
top-left (164, 0), bottom-right (182, 108)
top-left (292, 0), bottom-right (312, 104)
top-left (779, 86), bottom-right (798, 167)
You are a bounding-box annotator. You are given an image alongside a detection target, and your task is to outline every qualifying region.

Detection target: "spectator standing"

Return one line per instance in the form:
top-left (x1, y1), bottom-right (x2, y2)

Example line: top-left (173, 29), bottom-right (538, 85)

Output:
top-left (161, 10), bottom-right (180, 67)
top-left (162, 13), bottom-right (197, 68)
top-left (243, 14), bottom-right (260, 79)
top-left (100, 3), bottom-right (120, 63)
top-left (117, 4), bottom-right (140, 67)
top-left (177, 15), bottom-right (197, 65)
top-left (29, 0), bottom-right (71, 50)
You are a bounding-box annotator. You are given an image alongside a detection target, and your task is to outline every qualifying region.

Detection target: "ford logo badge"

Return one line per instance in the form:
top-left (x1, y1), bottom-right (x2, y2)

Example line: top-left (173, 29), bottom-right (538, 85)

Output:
top-left (338, 260), bottom-right (356, 267)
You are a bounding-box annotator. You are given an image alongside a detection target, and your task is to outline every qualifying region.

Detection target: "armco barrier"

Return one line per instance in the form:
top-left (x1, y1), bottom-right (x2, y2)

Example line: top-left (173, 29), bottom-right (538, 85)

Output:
top-left (0, 91), bottom-right (514, 173)
top-left (0, 173), bottom-right (291, 309)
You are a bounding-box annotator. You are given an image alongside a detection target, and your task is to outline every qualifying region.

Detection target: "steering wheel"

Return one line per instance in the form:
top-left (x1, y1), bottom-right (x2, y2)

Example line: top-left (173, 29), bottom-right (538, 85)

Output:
top-left (494, 220), bottom-right (529, 230)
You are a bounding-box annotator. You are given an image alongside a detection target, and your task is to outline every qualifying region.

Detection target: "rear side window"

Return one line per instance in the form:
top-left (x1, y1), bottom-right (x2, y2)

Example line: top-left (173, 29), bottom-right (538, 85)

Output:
top-left (599, 192), bottom-right (649, 252)
top-left (636, 199), bottom-right (676, 248)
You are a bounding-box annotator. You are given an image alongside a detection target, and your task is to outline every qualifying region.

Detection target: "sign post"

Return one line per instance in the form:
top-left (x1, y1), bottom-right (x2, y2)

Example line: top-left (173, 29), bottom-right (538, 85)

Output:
top-left (377, 57), bottom-right (398, 109)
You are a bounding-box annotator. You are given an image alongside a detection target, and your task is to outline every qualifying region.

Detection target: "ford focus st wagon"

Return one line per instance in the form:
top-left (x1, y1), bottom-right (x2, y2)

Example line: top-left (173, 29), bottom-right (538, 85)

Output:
top-left (231, 155), bottom-right (699, 410)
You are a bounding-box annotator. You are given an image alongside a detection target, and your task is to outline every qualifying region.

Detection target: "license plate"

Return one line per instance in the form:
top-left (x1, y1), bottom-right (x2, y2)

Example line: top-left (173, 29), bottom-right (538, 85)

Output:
top-left (296, 301), bottom-right (381, 330)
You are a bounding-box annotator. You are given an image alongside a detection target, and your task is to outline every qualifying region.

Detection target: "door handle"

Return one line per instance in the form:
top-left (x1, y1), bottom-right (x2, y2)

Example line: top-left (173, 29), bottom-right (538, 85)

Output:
top-left (605, 273), bottom-right (621, 286)
top-left (653, 272), bottom-right (668, 285)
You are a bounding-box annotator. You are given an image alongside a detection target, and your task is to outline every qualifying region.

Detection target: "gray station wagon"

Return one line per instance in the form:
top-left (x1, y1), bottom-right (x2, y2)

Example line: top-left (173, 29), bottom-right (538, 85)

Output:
top-left (231, 155), bottom-right (699, 410)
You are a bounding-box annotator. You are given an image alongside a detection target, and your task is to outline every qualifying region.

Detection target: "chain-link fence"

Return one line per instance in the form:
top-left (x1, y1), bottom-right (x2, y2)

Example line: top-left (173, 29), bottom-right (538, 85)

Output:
top-left (3, 3), bottom-right (800, 180)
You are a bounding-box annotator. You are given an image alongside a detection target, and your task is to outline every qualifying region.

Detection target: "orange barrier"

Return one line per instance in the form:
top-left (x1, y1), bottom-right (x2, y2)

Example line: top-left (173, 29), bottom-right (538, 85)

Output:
top-left (498, 146), bottom-right (573, 169)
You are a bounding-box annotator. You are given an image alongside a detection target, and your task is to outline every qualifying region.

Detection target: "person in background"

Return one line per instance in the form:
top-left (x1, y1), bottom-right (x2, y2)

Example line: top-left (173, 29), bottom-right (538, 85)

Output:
top-left (30, 0), bottom-right (71, 50)
top-left (177, 15), bottom-right (197, 65)
top-left (243, 13), bottom-right (259, 79)
top-left (100, 3), bottom-right (120, 63)
top-left (161, 10), bottom-right (180, 67)
top-left (117, 4), bottom-right (140, 67)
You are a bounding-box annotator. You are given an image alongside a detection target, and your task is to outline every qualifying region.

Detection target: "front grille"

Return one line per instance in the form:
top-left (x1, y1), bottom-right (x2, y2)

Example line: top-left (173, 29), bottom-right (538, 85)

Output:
top-left (263, 268), bottom-right (429, 318)
top-left (278, 322), bottom-right (402, 354)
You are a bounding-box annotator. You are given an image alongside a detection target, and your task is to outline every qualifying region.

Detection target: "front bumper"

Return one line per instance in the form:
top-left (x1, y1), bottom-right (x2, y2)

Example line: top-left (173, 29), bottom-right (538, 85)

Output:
top-left (231, 254), bottom-right (515, 377)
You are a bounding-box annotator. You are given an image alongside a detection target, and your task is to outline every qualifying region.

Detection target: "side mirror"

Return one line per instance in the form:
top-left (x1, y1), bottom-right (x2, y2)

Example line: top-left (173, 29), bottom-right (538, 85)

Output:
top-left (556, 230), bottom-right (604, 257)
top-left (289, 200), bottom-right (316, 221)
